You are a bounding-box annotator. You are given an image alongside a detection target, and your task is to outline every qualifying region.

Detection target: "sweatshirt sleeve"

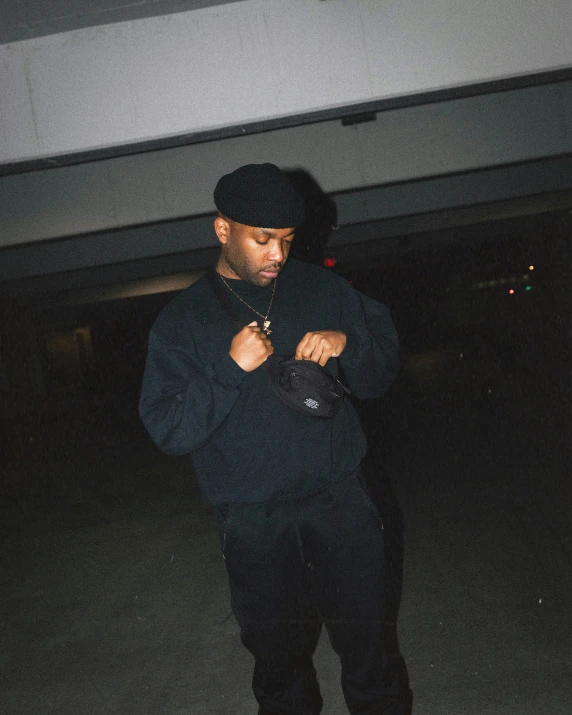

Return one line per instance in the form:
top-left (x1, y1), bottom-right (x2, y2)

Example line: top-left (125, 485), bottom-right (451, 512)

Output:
top-left (338, 284), bottom-right (399, 400)
top-left (139, 322), bottom-right (247, 455)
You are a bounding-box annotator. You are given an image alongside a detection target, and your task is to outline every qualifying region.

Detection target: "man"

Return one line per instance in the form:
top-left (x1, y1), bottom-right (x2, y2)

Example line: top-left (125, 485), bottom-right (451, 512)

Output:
top-left (139, 163), bottom-right (401, 714)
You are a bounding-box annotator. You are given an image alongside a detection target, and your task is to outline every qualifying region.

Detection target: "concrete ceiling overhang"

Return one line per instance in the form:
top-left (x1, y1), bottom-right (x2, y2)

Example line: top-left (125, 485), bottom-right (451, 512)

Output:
top-left (3, 68), bottom-right (572, 179)
top-left (1, 0), bottom-right (571, 304)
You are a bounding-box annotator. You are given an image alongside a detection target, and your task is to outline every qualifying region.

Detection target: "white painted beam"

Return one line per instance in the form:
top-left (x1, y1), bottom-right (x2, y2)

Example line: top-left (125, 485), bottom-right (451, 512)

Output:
top-left (1, 0), bottom-right (571, 165)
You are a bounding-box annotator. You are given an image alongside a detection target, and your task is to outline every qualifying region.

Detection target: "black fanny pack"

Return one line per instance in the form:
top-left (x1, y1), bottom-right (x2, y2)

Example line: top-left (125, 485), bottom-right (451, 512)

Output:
top-left (267, 354), bottom-right (350, 419)
top-left (206, 269), bottom-right (349, 419)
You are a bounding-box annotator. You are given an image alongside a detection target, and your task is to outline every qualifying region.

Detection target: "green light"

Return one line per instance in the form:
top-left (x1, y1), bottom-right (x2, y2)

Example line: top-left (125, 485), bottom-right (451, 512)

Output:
top-left (525, 286), bottom-right (532, 291)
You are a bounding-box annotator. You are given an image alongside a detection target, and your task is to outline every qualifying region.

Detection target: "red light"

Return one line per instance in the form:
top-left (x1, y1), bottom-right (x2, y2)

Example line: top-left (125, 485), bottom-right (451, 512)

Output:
top-left (509, 289), bottom-right (515, 294)
top-left (323, 257), bottom-right (337, 268)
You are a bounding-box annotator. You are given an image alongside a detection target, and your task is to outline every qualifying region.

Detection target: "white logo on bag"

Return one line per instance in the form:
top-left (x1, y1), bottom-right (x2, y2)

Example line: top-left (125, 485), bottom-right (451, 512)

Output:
top-left (304, 398), bottom-right (319, 410)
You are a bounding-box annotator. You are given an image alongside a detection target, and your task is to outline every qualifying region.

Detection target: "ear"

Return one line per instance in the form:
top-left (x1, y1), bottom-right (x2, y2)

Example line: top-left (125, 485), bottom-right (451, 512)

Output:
top-left (214, 216), bottom-right (231, 245)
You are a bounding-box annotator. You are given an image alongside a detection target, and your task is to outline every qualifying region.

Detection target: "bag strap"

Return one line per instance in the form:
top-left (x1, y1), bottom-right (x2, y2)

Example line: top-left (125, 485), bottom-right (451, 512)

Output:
top-left (205, 268), bottom-right (241, 329)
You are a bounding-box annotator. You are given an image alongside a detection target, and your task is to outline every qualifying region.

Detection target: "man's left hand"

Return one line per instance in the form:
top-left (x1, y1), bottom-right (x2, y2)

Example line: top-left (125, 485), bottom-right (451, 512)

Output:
top-left (295, 330), bottom-right (347, 366)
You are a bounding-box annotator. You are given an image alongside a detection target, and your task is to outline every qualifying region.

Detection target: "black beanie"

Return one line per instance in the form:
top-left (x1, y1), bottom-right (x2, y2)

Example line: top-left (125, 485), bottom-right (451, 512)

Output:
top-left (214, 163), bottom-right (306, 228)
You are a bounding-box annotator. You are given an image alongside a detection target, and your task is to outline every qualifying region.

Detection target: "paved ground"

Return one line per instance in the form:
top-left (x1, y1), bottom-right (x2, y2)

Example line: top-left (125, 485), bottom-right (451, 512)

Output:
top-left (1, 343), bottom-right (571, 714)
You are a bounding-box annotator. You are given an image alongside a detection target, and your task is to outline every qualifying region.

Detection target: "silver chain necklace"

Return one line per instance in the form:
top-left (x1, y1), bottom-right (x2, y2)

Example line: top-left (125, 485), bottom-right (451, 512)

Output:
top-left (217, 272), bottom-right (277, 334)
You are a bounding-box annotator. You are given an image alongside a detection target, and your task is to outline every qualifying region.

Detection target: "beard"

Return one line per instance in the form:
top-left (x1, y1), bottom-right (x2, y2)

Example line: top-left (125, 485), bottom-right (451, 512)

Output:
top-left (222, 246), bottom-right (282, 287)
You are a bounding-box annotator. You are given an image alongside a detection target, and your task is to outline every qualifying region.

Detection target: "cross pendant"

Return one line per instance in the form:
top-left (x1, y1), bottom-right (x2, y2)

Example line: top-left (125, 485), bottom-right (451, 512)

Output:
top-left (263, 320), bottom-right (272, 335)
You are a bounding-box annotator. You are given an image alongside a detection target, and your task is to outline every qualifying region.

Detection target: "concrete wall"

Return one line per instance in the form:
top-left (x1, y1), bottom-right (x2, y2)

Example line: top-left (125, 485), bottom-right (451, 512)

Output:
top-left (1, 81), bottom-right (571, 250)
top-left (2, 156), bottom-right (572, 289)
top-left (2, 0), bottom-right (572, 165)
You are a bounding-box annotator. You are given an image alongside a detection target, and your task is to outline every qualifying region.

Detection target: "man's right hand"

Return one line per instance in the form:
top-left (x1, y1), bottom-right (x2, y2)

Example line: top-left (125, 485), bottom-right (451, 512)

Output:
top-left (229, 321), bottom-right (274, 372)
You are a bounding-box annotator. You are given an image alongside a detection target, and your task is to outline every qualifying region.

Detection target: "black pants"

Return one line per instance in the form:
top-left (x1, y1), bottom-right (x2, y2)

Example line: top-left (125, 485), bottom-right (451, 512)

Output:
top-left (215, 473), bottom-right (402, 715)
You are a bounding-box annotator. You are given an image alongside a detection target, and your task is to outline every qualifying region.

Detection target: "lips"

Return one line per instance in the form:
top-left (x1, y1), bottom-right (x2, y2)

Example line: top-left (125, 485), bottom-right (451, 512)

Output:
top-left (260, 267), bottom-right (280, 279)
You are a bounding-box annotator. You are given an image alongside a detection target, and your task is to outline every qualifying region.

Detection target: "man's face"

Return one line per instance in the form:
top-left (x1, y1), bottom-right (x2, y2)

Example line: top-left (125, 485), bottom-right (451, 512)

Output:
top-left (214, 217), bottom-right (296, 287)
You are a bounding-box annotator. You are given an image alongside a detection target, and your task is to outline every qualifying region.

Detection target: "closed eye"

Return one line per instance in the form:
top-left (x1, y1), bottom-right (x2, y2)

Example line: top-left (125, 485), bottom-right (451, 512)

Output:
top-left (255, 239), bottom-right (293, 246)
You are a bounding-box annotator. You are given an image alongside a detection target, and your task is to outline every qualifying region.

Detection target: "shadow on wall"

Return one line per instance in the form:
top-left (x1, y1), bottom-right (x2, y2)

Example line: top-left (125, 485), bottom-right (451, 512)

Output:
top-left (285, 169), bottom-right (338, 266)
top-left (284, 169), bottom-right (413, 711)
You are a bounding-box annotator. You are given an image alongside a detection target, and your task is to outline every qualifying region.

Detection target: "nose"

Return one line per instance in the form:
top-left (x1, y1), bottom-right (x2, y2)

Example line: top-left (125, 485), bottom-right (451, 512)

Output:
top-left (266, 240), bottom-right (285, 264)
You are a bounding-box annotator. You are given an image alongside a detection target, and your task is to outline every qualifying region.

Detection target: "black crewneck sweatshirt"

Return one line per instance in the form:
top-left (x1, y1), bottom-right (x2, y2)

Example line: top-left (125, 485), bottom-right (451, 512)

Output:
top-left (139, 259), bottom-right (399, 504)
